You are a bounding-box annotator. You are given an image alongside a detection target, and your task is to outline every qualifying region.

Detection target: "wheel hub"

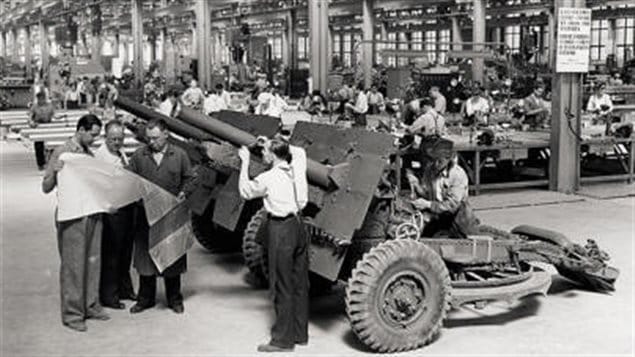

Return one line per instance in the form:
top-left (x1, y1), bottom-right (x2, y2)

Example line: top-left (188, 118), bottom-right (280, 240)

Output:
top-left (381, 272), bottom-right (428, 327)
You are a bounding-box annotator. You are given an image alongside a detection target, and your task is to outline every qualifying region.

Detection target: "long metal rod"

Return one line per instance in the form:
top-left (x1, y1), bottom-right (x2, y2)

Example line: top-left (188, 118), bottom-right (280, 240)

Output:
top-left (175, 105), bottom-right (334, 189)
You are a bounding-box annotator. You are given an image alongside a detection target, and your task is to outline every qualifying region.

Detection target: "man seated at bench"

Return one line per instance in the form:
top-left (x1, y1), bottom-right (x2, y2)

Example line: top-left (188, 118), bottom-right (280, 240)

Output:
top-left (300, 90), bottom-right (327, 115)
top-left (29, 91), bottom-right (56, 170)
top-left (406, 138), bottom-right (480, 238)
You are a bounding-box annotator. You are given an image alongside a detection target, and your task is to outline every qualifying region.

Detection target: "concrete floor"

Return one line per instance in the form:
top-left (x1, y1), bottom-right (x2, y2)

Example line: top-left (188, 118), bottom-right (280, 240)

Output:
top-left (1, 140), bottom-right (633, 356)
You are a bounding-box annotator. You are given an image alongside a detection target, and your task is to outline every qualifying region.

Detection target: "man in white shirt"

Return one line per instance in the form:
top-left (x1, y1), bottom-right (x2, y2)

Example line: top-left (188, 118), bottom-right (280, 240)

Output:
top-left (429, 86), bottom-right (447, 115)
top-left (181, 79), bottom-right (205, 111)
top-left (264, 89), bottom-right (290, 118)
top-left (586, 83), bottom-right (614, 135)
top-left (345, 84), bottom-right (369, 127)
top-left (238, 138), bottom-right (309, 352)
top-left (408, 97), bottom-right (446, 138)
top-left (255, 87), bottom-right (275, 115)
top-left (158, 86), bottom-right (182, 117)
top-left (464, 86), bottom-right (490, 126)
top-left (94, 120), bottom-right (137, 309)
top-left (367, 85), bottom-right (385, 114)
top-left (204, 84), bottom-right (229, 115)
top-left (219, 84), bottom-right (232, 109)
top-left (586, 83), bottom-right (613, 116)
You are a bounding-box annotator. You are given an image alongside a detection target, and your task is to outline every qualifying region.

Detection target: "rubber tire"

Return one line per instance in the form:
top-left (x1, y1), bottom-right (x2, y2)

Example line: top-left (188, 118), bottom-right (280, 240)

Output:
top-left (192, 206), bottom-right (242, 253)
top-left (242, 210), bottom-right (336, 294)
top-left (345, 239), bottom-right (451, 353)
top-left (242, 208), bottom-right (268, 285)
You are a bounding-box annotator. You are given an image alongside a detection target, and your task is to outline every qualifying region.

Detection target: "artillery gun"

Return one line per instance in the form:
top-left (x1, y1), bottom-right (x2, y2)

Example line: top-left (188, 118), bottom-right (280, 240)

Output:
top-left (114, 97), bottom-right (618, 353)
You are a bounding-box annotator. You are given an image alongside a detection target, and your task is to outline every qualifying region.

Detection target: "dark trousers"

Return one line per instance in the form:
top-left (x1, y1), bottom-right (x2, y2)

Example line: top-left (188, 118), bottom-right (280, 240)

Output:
top-left (34, 141), bottom-right (46, 168)
top-left (100, 205), bottom-right (135, 304)
top-left (137, 275), bottom-right (182, 306)
top-left (352, 113), bottom-right (367, 127)
top-left (368, 103), bottom-right (381, 114)
top-left (266, 215), bottom-right (309, 348)
top-left (56, 214), bottom-right (103, 324)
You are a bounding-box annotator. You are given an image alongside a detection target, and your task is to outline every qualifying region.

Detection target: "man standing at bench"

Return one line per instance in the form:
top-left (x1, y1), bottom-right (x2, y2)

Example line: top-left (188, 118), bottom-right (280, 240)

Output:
top-left (29, 91), bottom-right (56, 170)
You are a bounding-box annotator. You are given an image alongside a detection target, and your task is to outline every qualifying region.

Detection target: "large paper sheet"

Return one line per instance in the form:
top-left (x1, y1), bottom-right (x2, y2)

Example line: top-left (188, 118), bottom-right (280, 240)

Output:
top-left (56, 153), bottom-right (193, 272)
top-left (57, 153), bottom-right (143, 221)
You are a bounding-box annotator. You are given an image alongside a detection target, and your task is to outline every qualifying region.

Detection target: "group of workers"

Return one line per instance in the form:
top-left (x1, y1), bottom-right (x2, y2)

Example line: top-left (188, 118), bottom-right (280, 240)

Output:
top-left (37, 93), bottom-right (313, 353)
top-left (42, 115), bottom-right (194, 333)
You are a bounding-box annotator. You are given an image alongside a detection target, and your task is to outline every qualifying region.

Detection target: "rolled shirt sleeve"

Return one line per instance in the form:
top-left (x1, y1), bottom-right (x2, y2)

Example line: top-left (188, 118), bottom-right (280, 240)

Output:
top-left (239, 170), bottom-right (269, 200)
top-left (429, 167), bottom-right (469, 214)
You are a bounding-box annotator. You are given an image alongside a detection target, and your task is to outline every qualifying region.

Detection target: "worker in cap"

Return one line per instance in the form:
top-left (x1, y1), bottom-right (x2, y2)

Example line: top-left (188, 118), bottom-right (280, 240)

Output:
top-left (406, 138), bottom-right (480, 238)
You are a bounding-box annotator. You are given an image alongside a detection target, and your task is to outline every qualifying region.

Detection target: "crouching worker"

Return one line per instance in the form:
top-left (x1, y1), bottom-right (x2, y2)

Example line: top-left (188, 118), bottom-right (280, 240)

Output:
top-left (406, 138), bottom-right (480, 238)
top-left (237, 137), bottom-right (309, 353)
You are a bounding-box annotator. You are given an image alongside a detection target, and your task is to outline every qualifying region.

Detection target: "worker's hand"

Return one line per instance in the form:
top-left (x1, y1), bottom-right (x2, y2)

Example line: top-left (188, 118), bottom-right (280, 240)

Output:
top-left (405, 171), bottom-right (419, 188)
top-left (412, 198), bottom-right (432, 210)
top-left (176, 191), bottom-right (187, 202)
top-left (52, 160), bottom-right (64, 173)
top-left (238, 146), bottom-right (250, 162)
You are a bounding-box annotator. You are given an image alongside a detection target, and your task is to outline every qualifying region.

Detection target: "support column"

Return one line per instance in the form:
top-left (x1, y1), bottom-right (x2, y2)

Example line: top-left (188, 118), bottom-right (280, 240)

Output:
top-left (472, 0), bottom-right (486, 83)
top-left (288, 9), bottom-right (297, 71)
top-left (121, 34), bottom-right (129, 65)
top-left (131, 0), bottom-right (144, 88)
top-left (195, 0), bottom-right (212, 91)
top-left (149, 34), bottom-right (157, 62)
top-left (160, 28), bottom-right (167, 70)
top-left (11, 28), bottom-right (18, 63)
top-left (361, 0), bottom-right (374, 89)
top-left (164, 32), bottom-right (175, 84)
top-left (282, 22), bottom-right (289, 67)
top-left (608, 18), bottom-right (617, 65)
top-left (1, 31), bottom-right (6, 59)
top-left (25, 26), bottom-right (32, 79)
top-left (327, 26), bottom-right (333, 72)
top-left (492, 27), bottom-right (501, 43)
top-left (451, 16), bottom-right (463, 51)
top-left (308, 0), bottom-right (329, 94)
top-left (547, 10), bottom-right (555, 69)
top-left (549, 0), bottom-right (586, 194)
top-left (39, 21), bottom-right (49, 72)
top-left (91, 33), bottom-right (102, 62)
top-left (112, 31), bottom-right (119, 57)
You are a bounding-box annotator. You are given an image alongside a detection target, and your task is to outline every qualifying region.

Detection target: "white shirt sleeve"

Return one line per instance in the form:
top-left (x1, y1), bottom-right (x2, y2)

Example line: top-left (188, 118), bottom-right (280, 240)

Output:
top-left (354, 92), bottom-right (369, 114)
top-left (239, 171), bottom-right (269, 200)
top-left (290, 146), bottom-right (309, 209)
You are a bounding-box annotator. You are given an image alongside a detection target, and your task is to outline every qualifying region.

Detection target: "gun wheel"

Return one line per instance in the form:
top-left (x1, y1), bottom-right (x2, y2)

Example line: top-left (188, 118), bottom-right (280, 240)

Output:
top-left (345, 239), bottom-right (451, 353)
top-left (191, 210), bottom-right (241, 253)
top-left (242, 208), bottom-right (269, 286)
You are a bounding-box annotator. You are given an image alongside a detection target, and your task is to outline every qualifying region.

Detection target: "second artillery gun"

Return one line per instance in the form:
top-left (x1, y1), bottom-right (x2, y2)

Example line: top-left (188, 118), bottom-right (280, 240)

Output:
top-left (115, 97), bottom-right (619, 353)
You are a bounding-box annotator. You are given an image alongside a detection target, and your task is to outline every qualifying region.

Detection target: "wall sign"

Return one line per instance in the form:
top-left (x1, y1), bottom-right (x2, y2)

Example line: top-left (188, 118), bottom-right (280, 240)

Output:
top-left (556, 7), bottom-right (592, 73)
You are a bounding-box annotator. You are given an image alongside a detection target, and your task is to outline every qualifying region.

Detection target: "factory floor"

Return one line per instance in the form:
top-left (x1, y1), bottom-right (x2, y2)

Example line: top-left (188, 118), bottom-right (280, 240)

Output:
top-left (1, 141), bottom-right (633, 357)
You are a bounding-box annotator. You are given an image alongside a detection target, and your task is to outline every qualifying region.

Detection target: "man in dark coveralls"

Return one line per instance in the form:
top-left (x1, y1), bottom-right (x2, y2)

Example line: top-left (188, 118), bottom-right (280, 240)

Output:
top-left (127, 119), bottom-right (194, 314)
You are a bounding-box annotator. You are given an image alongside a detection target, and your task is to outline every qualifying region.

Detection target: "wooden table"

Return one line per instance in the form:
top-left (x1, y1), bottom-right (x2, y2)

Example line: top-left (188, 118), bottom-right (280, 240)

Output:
top-left (580, 136), bottom-right (635, 185)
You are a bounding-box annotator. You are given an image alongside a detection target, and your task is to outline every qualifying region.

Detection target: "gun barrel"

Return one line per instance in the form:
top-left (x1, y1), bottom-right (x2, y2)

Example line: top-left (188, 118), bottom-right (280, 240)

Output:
top-left (114, 96), bottom-right (215, 142)
top-left (176, 106), bottom-right (334, 189)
